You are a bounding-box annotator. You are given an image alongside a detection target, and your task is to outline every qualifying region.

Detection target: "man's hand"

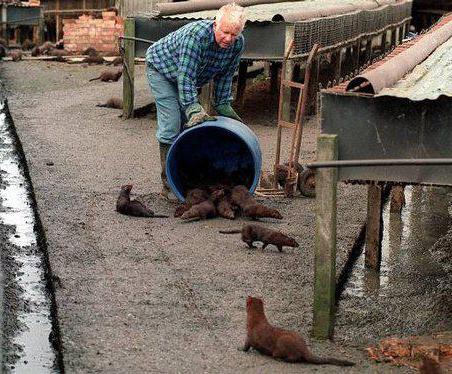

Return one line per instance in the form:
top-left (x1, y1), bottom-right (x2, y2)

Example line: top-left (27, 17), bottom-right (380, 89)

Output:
top-left (185, 103), bottom-right (217, 128)
top-left (215, 103), bottom-right (242, 122)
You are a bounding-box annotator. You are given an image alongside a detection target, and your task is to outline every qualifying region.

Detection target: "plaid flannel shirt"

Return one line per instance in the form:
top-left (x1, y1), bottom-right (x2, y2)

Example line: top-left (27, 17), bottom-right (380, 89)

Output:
top-left (146, 20), bottom-right (245, 109)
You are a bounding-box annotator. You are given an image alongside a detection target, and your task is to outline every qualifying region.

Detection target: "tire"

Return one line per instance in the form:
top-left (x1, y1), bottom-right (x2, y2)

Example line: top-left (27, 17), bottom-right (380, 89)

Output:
top-left (298, 169), bottom-right (316, 198)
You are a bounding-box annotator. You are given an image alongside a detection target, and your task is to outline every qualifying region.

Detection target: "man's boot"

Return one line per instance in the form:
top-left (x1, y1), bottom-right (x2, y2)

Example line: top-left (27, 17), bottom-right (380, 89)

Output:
top-left (159, 142), bottom-right (171, 199)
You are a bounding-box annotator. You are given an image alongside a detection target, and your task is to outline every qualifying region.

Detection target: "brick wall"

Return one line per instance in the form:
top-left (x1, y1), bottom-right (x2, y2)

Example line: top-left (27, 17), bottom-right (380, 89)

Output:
top-left (63, 11), bottom-right (124, 54)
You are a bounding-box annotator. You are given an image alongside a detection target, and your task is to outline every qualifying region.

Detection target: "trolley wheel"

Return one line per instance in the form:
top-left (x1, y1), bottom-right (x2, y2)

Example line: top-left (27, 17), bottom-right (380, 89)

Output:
top-left (298, 168), bottom-right (316, 198)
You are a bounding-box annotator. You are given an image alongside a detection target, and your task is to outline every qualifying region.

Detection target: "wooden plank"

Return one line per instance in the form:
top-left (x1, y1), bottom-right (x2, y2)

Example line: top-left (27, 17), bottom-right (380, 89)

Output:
top-left (123, 17), bottom-right (135, 119)
top-left (313, 134), bottom-right (338, 340)
top-left (278, 120), bottom-right (295, 129)
top-left (282, 80), bottom-right (304, 89)
top-left (365, 184), bottom-right (383, 270)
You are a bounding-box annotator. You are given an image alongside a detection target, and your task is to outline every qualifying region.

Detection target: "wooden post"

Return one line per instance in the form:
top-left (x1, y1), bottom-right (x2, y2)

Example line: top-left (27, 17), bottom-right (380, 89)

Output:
top-left (306, 56), bottom-right (319, 115)
top-left (269, 62), bottom-right (279, 94)
top-left (199, 81), bottom-right (214, 114)
top-left (365, 38), bottom-right (372, 63)
top-left (122, 17), bottom-right (135, 119)
top-left (281, 25), bottom-right (295, 121)
top-left (390, 27), bottom-right (397, 48)
top-left (365, 184), bottom-right (383, 270)
top-left (352, 39), bottom-right (360, 72)
top-left (235, 61), bottom-right (248, 108)
top-left (390, 185), bottom-right (405, 214)
top-left (313, 134), bottom-right (338, 340)
top-left (330, 49), bottom-right (342, 83)
top-left (55, 0), bottom-right (60, 41)
top-left (381, 31), bottom-right (387, 54)
top-left (1, 5), bottom-right (7, 42)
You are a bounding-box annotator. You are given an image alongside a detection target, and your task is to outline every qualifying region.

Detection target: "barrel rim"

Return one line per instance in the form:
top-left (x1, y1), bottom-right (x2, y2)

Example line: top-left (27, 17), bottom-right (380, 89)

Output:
top-left (166, 117), bottom-right (262, 202)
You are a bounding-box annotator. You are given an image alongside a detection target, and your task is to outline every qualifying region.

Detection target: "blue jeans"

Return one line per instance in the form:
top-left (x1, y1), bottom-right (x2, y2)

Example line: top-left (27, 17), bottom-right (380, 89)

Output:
top-left (146, 64), bottom-right (186, 144)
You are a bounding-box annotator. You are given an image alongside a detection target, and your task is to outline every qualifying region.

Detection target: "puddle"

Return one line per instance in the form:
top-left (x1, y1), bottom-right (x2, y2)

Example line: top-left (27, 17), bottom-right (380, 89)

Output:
top-left (0, 101), bottom-right (59, 372)
top-left (344, 185), bottom-right (452, 298)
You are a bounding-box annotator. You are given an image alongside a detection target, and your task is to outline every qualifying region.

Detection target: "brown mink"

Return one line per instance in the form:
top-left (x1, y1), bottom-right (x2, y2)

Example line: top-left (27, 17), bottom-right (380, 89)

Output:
top-left (106, 56), bottom-right (123, 66)
top-left (242, 297), bottom-right (355, 366)
top-left (231, 185), bottom-right (282, 220)
top-left (174, 188), bottom-right (209, 217)
top-left (220, 224), bottom-right (298, 252)
top-left (116, 185), bottom-right (168, 218)
top-left (89, 68), bottom-right (122, 82)
top-left (210, 187), bottom-right (235, 220)
top-left (96, 97), bottom-right (123, 109)
top-left (180, 200), bottom-right (216, 221)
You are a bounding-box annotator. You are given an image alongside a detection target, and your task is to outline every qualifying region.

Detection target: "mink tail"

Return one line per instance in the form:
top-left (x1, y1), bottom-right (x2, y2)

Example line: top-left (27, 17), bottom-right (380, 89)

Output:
top-left (307, 356), bottom-right (355, 367)
top-left (96, 103), bottom-right (107, 107)
top-left (219, 229), bottom-right (241, 234)
top-left (152, 214), bottom-right (169, 218)
top-left (89, 77), bottom-right (101, 81)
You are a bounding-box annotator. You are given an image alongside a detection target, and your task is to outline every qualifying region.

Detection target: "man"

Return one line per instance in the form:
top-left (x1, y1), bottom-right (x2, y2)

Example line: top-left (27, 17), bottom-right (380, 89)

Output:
top-left (145, 4), bottom-right (246, 198)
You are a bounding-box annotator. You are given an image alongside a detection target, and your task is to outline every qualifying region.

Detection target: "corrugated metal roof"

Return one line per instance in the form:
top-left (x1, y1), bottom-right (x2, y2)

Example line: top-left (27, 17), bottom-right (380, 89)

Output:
top-left (148, 0), bottom-right (401, 23)
top-left (377, 37), bottom-right (452, 100)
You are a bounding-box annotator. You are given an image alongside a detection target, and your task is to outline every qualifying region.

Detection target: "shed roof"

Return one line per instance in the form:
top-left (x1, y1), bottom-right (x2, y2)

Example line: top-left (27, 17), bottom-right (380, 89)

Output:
top-left (148, 0), bottom-right (402, 23)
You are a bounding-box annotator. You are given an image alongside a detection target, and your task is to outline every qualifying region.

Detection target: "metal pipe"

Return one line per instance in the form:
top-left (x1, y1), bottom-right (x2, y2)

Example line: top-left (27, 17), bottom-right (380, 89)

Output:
top-left (347, 13), bottom-right (452, 94)
top-left (306, 158), bottom-right (452, 169)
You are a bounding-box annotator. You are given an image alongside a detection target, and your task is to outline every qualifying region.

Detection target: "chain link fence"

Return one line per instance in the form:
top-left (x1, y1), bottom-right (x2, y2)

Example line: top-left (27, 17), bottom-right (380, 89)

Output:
top-left (294, 1), bottom-right (412, 55)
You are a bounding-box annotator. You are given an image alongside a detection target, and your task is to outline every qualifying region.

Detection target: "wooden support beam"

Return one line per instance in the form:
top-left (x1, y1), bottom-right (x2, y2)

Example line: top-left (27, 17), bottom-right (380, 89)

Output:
top-left (390, 185), bottom-right (405, 214)
top-left (352, 39), bottom-right (360, 72)
top-left (199, 81), bottom-right (214, 114)
top-left (306, 56), bottom-right (319, 115)
top-left (390, 27), bottom-right (397, 48)
top-left (365, 38), bottom-right (372, 63)
top-left (281, 25), bottom-right (295, 122)
top-left (330, 49), bottom-right (342, 83)
top-left (122, 17), bottom-right (135, 119)
top-left (313, 134), bottom-right (338, 340)
top-left (235, 61), bottom-right (248, 108)
top-left (2, 6), bottom-right (7, 42)
top-left (381, 31), bottom-right (387, 54)
top-left (269, 62), bottom-right (279, 94)
top-left (365, 184), bottom-right (383, 270)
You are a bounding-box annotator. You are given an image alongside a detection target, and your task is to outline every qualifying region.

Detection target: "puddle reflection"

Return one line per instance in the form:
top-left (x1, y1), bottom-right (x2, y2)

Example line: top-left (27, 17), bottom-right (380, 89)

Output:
top-left (345, 185), bottom-right (452, 298)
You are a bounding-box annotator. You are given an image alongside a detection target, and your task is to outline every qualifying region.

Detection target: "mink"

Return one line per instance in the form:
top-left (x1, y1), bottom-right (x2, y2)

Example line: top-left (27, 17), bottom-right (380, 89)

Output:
top-left (242, 297), bottom-right (355, 366)
top-left (116, 185), bottom-right (168, 218)
top-left (180, 200), bottom-right (216, 221)
top-left (220, 224), bottom-right (298, 252)
top-left (89, 68), bottom-right (122, 82)
top-left (231, 185), bottom-right (282, 220)
top-left (174, 188), bottom-right (209, 217)
top-left (96, 97), bottom-right (123, 109)
top-left (106, 56), bottom-right (123, 66)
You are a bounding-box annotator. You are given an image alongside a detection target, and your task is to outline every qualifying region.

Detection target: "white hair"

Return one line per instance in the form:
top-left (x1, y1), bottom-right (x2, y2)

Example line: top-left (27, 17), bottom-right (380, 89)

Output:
top-left (215, 3), bottom-right (247, 31)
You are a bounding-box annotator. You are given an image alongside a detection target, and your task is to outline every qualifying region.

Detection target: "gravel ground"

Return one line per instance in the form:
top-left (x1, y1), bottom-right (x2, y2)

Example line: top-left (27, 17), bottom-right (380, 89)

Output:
top-left (1, 59), bottom-right (442, 373)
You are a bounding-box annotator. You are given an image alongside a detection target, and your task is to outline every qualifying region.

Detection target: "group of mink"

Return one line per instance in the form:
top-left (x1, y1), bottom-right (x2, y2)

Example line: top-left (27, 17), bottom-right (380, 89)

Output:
top-left (116, 185), bottom-right (355, 367)
top-left (116, 184), bottom-right (300, 252)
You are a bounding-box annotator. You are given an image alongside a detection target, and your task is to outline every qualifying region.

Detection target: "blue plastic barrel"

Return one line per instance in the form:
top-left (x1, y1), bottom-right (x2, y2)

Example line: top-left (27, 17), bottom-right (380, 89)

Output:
top-left (166, 116), bottom-right (262, 201)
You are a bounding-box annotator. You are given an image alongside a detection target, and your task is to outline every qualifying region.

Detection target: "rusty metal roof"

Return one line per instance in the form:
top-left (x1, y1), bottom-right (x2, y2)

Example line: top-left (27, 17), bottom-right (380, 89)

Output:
top-left (146, 0), bottom-right (404, 23)
top-left (327, 14), bottom-right (452, 100)
top-left (377, 37), bottom-right (452, 100)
